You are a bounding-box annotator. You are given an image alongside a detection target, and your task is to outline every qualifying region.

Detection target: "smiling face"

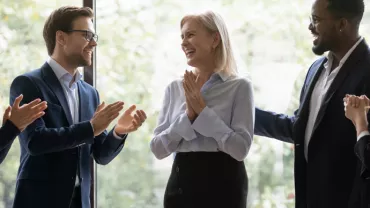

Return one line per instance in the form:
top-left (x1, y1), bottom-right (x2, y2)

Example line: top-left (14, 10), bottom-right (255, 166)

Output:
top-left (309, 0), bottom-right (341, 55)
top-left (180, 18), bottom-right (218, 68)
top-left (62, 16), bottom-right (97, 67)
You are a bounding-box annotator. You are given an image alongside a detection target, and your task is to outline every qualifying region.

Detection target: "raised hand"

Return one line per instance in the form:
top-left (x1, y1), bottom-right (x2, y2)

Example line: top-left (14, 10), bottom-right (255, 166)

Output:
top-left (114, 105), bottom-right (147, 135)
top-left (183, 70), bottom-right (206, 114)
top-left (90, 101), bottom-right (124, 136)
top-left (4, 94), bottom-right (47, 131)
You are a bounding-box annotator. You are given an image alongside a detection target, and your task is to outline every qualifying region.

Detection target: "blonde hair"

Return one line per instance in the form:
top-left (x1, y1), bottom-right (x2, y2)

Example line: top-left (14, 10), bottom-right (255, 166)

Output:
top-left (180, 11), bottom-right (238, 76)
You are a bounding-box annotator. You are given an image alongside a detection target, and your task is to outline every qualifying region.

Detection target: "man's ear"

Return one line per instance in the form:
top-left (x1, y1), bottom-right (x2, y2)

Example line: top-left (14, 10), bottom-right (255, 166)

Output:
top-left (55, 30), bottom-right (67, 46)
top-left (337, 17), bottom-right (348, 33)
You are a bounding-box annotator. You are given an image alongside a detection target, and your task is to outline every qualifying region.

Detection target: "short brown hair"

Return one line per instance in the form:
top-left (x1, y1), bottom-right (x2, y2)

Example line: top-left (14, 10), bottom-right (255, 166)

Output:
top-left (43, 6), bottom-right (94, 56)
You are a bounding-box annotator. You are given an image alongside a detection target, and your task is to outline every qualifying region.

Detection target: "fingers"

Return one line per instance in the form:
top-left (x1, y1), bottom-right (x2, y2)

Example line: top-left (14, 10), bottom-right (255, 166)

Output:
top-left (104, 101), bottom-right (124, 115)
top-left (362, 95), bottom-right (370, 107)
top-left (136, 110), bottom-right (147, 121)
top-left (125, 105), bottom-right (137, 115)
top-left (96, 101), bottom-right (106, 113)
top-left (183, 80), bottom-right (191, 93)
top-left (108, 112), bottom-right (120, 121)
top-left (2, 106), bottom-right (12, 125)
top-left (30, 111), bottom-right (46, 122)
top-left (4, 106), bottom-right (12, 119)
top-left (131, 120), bottom-right (140, 130)
top-left (195, 74), bottom-right (199, 83)
top-left (133, 114), bottom-right (141, 124)
top-left (31, 101), bottom-right (48, 112)
top-left (184, 71), bottom-right (197, 89)
top-left (26, 98), bottom-right (43, 109)
top-left (12, 94), bottom-right (24, 109)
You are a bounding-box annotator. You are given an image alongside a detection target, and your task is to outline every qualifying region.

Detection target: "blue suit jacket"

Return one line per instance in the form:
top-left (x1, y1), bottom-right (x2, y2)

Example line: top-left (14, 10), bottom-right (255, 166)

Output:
top-left (255, 39), bottom-right (370, 208)
top-left (0, 120), bottom-right (19, 164)
top-left (9, 63), bottom-right (127, 208)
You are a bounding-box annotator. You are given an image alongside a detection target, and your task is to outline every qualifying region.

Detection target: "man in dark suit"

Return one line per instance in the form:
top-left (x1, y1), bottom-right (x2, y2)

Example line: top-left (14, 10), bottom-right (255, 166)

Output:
top-left (9, 6), bottom-right (147, 208)
top-left (0, 95), bottom-right (47, 164)
top-left (254, 0), bottom-right (369, 207)
top-left (343, 94), bottom-right (370, 208)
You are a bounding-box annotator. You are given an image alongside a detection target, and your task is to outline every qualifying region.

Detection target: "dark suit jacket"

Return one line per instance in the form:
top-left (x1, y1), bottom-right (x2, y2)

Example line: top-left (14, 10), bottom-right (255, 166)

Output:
top-left (9, 63), bottom-right (127, 208)
top-left (255, 39), bottom-right (370, 208)
top-left (0, 120), bottom-right (19, 164)
top-left (353, 135), bottom-right (370, 208)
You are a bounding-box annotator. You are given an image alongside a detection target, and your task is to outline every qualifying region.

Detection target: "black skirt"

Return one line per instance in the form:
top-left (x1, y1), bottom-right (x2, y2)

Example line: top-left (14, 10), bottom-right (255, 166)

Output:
top-left (164, 151), bottom-right (248, 208)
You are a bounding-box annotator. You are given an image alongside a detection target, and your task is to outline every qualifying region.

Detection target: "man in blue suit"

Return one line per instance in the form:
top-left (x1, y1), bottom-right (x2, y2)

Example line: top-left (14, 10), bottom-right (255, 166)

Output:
top-left (0, 95), bottom-right (47, 164)
top-left (255, 0), bottom-right (370, 207)
top-left (9, 6), bottom-right (147, 208)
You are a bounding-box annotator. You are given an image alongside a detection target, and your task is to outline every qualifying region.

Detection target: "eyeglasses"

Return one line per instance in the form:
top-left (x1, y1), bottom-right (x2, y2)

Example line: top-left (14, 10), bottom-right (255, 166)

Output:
top-left (309, 15), bottom-right (340, 25)
top-left (66, 30), bottom-right (98, 42)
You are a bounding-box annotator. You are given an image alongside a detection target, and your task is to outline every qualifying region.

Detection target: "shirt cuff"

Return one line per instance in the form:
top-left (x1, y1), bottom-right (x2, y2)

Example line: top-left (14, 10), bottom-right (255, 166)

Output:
top-left (172, 113), bottom-right (197, 141)
top-left (90, 121), bottom-right (95, 132)
top-left (357, 130), bottom-right (370, 141)
top-left (192, 106), bottom-right (233, 142)
top-left (112, 130), bottom-right (126, 140)
top-left (2, 120), bottom-right (21, 138)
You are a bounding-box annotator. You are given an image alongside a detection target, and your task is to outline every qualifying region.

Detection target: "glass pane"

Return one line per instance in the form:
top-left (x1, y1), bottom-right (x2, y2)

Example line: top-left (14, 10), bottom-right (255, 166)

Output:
top-left (0, 1), bottom-right (81, 207)
top-left (95, 1), bottom-right (370, 208)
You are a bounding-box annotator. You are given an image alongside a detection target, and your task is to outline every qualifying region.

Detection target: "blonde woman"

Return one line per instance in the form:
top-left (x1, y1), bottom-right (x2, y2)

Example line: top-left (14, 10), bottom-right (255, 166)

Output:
top-left (150, 11), bottom-right (254, 208)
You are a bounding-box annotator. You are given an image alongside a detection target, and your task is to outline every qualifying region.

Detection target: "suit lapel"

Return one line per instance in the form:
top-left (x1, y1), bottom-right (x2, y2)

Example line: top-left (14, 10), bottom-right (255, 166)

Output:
top-left (312, 39), bottom-right (369, 133)
top-left (298, 58), bottom-right (326, 118)
top-left (77, 81), bottom-right (90, 122)
top-left (293, 59), bottom-right (326, 143)
top-left (41, 63), bottom-right (73, 125)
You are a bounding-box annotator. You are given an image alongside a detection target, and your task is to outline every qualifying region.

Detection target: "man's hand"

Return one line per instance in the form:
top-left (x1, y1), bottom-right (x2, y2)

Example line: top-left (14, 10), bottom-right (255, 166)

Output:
top-left (4, 94), bottom-right (47, 131)
top-left (90, 101), bottom-right (124, 137)
top-left (114, 105), bottom-right (147, 135)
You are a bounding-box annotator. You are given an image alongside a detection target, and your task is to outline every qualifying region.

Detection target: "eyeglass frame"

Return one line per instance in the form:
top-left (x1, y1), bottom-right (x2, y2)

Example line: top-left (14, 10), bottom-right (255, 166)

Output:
top-left (64, 29), bottom-right (98, 42)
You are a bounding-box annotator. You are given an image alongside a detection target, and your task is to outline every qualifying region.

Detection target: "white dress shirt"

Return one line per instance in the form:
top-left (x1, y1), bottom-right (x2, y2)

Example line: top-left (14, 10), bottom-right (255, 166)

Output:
top-left (357, 131), bottom-right (370, 141)
top-left (304, 37), bottom-right (364, 161)
top-left (47, 57), bottom-right (123, 186)
top-left (150, 72), bottom-right (254, 162)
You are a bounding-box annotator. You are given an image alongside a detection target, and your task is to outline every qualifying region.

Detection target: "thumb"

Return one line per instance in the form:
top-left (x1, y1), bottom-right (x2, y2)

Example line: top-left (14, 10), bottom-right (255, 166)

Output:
top-left (195, 75), bottom-right (199, 83)
top-left (96, 101), bottom-right (105, 112)
top-left (2, 106), bottom-right (11, 125)
top-left (125, 105), bottom-right (136, 115)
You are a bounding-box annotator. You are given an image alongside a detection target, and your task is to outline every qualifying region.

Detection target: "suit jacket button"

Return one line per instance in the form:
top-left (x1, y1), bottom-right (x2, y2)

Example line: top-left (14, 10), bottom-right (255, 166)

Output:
top-left (176, 166), bottom-right (179, 172)
top-left (178, 188), bottom-right (182, 194)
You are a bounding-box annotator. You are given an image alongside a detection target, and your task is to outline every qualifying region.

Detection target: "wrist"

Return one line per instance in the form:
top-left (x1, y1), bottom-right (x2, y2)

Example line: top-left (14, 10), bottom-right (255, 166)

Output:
top-left (355, 120), bottom-right (368, 135)
top-left (186, 110), bottom-right (195, 121)
top-left (114, 127), bottom-right (126, 137)
top-left (90, 121), bottom-right (96, 136)
top-left (8, 118), bottom-right (21, 131)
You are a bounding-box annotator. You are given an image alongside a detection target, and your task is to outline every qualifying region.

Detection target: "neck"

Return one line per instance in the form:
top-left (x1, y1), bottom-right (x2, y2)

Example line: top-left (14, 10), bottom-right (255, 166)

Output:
top-left (51, 53), bottom-right (77, 76)
top-left (331, 34), bottom-right (361, 62)
top-left (194, 67), bottom-right (214, 80)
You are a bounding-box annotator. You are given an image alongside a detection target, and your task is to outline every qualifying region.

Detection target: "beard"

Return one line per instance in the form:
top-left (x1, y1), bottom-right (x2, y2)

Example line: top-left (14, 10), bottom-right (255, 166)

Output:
top-left (312, 39), bottom-right (330, 56)
top-left (68, 53), bottom-right (91, 67)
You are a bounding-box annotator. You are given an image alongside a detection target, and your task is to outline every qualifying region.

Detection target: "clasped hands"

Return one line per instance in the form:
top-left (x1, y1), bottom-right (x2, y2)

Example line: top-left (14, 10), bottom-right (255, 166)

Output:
top-left (182, 70), bottom-right (207, 121)
top-left (343, 94), bottom-right (369, 134)
top-left (90, 101), bottom-right (147, 137)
